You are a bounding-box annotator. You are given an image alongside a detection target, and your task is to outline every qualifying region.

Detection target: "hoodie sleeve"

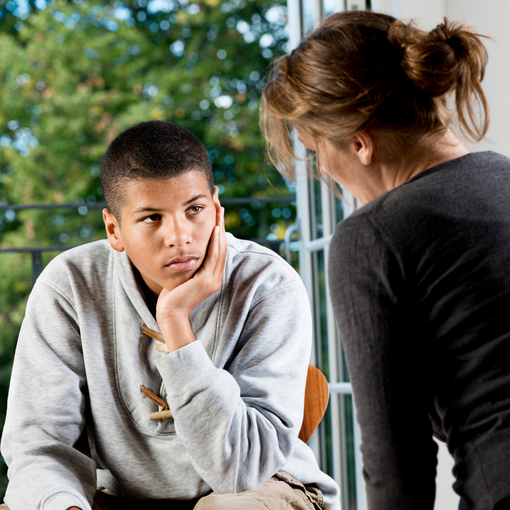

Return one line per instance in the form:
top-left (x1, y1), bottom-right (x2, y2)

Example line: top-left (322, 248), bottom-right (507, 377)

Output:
top-left (155, 277), bottom-right (313, 494)
top-left (1, 277), bottom-right (96, 510)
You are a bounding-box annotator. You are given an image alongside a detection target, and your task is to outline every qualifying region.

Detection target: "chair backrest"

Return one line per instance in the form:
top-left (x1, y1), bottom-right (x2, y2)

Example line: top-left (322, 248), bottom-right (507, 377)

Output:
top-left (298, 365), bottom-right (330, 443)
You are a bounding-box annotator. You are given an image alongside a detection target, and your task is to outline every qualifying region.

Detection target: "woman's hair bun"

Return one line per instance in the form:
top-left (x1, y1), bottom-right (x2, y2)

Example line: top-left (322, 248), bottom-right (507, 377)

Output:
top-left (430, 21), bottom-right (470, 57)
top-left (388, 18), bottom-right (488, 98)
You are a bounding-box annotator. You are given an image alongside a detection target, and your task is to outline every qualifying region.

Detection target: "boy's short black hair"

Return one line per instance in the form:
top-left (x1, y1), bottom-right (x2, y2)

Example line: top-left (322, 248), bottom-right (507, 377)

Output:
top-left (100, 120), bottom-right (214, 219)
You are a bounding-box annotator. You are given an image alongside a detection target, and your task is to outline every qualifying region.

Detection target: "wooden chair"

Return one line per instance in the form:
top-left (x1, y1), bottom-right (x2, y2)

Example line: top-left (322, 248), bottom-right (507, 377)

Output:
top-left (298, 365), bottom-right (330, 443)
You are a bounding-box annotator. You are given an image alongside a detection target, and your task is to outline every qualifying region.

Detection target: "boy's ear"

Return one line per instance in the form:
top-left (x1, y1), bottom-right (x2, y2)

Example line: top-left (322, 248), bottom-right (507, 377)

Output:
top-left (103, 208), bottom-right (125, 253)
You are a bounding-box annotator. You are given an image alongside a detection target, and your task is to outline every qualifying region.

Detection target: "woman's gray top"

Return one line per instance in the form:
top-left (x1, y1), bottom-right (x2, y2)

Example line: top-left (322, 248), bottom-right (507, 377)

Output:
top-left (328, 151), bottom-right (510, 510)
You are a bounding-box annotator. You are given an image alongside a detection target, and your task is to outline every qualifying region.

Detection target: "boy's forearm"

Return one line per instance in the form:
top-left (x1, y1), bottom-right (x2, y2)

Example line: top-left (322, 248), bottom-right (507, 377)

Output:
top-left (159, 314), bottom-right (196, 353)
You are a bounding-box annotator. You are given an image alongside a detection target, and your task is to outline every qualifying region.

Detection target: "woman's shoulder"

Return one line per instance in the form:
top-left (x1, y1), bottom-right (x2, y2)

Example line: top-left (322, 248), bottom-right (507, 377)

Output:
top-left (332, 150), bottom-right (510, 270)
top-left (338, 151), bottom-right (510, 232)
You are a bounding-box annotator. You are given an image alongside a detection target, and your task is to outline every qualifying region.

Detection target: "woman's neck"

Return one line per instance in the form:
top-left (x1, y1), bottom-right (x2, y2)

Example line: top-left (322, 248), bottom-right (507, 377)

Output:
top-left (379, 130), bottom-right (469, 196)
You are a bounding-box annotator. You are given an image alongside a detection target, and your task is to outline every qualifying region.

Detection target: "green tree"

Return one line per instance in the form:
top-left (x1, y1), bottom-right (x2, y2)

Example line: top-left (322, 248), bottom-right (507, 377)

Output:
top-left (0, 0), bottom-right (293, 493)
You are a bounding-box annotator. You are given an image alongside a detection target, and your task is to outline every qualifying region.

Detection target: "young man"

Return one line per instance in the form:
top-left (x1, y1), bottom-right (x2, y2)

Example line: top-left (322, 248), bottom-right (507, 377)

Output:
top-left (1, 121), bottom-right (340, 510)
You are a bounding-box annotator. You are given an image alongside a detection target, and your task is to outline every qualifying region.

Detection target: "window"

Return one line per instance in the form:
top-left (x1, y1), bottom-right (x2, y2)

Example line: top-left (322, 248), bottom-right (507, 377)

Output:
top-left (286, 1), bottom-right (369, 509)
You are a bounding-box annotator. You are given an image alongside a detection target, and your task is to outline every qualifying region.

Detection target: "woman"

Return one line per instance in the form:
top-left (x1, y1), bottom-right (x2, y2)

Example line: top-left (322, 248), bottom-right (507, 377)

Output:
top-left (262, 10), bottom-right (510, 510)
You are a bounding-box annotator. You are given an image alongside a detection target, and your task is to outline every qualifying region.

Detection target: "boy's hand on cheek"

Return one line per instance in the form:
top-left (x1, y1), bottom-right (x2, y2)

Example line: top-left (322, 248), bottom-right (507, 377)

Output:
top-left (156, 206), bottom-right (226, 354)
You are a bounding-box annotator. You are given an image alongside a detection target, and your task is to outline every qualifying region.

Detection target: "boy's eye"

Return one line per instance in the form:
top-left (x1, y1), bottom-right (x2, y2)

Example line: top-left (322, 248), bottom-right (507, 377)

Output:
top-left (143, 214), bottom-right (162, 223)
top-left (187, 206), bottom-right (203, 215)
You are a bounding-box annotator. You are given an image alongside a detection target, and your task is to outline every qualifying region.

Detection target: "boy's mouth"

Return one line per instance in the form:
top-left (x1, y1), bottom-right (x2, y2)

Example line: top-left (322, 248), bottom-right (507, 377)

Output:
top-left (165, 256), bottom-right (199, 272)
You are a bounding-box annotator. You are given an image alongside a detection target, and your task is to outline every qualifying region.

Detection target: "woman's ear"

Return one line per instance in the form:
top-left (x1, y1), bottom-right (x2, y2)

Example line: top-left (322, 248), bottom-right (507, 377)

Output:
top-left (103, 208), bottom-right (125, 253)
top-left (350, 132), bottom-right (374, 166)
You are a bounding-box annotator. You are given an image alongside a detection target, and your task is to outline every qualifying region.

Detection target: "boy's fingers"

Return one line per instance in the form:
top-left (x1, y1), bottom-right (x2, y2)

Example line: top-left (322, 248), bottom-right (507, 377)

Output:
top-left (213, 226), bottom-right (224, 279)
top-left (213, 209), bottom-right (226, 277)
top-left (216, 205), bottom-right (222, 229)
top-left (212, 207), bottom-right (225, 257)
top-left (200, 241), bottom-right (216, 277)
top-left (198, 207), bottom-right (225, 288)
top-left (200, 222), bottom-right (220, 275)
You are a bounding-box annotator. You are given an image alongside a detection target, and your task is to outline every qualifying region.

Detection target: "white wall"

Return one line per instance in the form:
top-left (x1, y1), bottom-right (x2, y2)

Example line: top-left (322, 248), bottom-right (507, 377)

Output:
top-left (369, 3), bottom-right (510, 508)
top-left (445, 0), bottom-right (510, 157)
top-left (433, 439), bottom-right (458, 510)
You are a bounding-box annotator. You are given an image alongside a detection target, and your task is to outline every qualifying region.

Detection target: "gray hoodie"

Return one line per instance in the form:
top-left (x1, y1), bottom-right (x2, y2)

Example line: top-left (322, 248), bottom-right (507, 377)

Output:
top-left (2, 235), bottom-right (340, 510)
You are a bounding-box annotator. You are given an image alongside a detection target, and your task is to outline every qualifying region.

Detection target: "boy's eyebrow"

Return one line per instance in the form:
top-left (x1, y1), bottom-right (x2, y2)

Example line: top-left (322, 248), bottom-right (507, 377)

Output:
top-left (132, 194), bottom-right (208, 214)
top-left (132, 207), bottom-right (159, 214)
top-left (182, 194), bottom-right (207, 206)
top-left (132, 207), bottom-right (159, 215)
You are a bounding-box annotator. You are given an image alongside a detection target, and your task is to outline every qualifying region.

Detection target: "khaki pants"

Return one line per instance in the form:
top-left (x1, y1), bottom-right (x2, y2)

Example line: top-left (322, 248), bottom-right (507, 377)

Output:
top-left (1, 472), bottom-right (323, 510)
top-left (195, 472), bottom-right (323, 510)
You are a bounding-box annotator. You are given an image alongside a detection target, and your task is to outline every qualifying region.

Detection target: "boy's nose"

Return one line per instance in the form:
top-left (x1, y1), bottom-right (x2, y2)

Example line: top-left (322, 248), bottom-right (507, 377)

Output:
top-left (164, 220), bottom-right (192, 248)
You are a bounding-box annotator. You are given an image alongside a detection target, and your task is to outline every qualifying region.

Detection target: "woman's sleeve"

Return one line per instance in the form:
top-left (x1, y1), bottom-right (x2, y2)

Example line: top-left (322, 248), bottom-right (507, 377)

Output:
top-left (328, 213), bottom-right (438, 510)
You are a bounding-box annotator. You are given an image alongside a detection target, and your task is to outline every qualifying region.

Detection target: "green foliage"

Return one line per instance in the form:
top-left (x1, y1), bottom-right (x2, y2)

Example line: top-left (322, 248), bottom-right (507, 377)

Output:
top-left (0, 0), bottom-right (294, 494)
top-left (0, 0), bottom-right (290, 206)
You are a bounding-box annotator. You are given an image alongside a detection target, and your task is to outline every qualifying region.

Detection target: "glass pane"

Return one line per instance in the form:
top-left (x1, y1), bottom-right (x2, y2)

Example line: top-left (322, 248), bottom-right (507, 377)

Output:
top-left (344, 394), bottom-right (357, 509)
top-left (335, 196), bottom-right (345, 223)
top-left (302, 0), bottom-right (317, 34)
top-left (324, 0), bottom-right (344, 15)
top-left (312, 178), bottom-right (324, 241)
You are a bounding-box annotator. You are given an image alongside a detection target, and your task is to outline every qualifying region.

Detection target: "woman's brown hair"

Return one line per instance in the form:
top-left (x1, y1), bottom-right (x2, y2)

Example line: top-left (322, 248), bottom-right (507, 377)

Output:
top-left (261, 10), bottom-right (489, 180)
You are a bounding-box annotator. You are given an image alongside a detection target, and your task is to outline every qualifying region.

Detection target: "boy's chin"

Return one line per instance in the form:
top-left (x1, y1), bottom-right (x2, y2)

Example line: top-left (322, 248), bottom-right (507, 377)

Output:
top-left (160, 269), bottom-right (199, 292)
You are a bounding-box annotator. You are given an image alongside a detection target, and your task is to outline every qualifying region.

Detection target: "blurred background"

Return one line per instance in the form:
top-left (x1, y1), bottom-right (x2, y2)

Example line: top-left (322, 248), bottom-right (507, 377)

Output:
top-left (0, 0), bottom-right (295, 493)
top-left (4, 0), bottom-right (507, 506)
